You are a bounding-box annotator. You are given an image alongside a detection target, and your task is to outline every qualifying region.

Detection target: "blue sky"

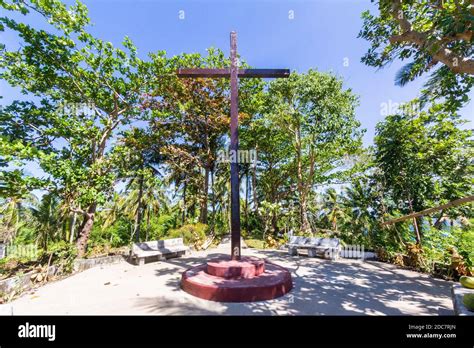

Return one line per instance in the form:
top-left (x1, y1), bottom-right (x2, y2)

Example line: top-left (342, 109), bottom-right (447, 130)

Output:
top-left (1, 0), bottom-right (473, 179)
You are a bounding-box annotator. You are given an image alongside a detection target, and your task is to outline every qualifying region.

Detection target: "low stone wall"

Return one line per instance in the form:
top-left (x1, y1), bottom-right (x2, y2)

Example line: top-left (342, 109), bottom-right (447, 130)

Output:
top-left (0, 266), bottom-right (57, 297)
top-left (73, 254), bottom-right (126, 273)
top-left (451, 283), bottom-right (474, 316)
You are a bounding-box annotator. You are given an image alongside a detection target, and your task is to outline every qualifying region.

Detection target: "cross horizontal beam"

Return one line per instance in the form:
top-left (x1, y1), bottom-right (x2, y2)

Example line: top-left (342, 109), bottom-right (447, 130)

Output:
top-left (176, 68), bottom-right (290, 78)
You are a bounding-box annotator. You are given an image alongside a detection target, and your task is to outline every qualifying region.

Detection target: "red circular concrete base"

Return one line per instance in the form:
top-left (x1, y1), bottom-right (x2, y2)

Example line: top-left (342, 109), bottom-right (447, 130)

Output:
top-left (207, 256), bottom-right (265, 279)
top-left (181, 257), bottom-right (293, 302)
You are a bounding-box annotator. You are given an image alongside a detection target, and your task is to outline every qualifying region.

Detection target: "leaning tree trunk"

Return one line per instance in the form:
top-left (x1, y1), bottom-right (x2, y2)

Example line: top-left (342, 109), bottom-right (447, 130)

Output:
top-left (408, 198), bottom-right (422, 245)
top-left (414, 216), bottom-right (423, 245)
top-left (69, 212), bottom-right (77, 244)
top-left (76, 203), bottom-right (97, 257)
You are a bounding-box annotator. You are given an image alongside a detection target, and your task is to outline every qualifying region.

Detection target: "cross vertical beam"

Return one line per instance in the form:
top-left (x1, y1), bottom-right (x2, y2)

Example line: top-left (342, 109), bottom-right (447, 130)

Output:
top-left (176, 32), bottom-right (289, 262)
top-left (229, 31), bottom-right (241, 260)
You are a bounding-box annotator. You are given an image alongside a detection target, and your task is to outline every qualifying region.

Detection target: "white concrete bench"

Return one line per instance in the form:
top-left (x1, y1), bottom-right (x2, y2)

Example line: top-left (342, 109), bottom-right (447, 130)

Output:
top-left (131, 238), bottom-right (189, 266)
top-left (288, 236), bottom-right (340, 260)
top-left (451, 283), bottom-right (474, 316)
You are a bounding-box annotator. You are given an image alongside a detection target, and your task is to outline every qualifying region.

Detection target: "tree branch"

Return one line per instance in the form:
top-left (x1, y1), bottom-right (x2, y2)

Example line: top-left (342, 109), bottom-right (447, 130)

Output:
top-left (389, 0), bottom-right (474, 75)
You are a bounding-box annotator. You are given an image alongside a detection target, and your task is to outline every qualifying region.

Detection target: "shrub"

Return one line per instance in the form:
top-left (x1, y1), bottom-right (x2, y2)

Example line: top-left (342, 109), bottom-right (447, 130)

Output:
top-left (147, 214), bottom-right (175, 240)
top-left (45, 241), bottom-right (77, 273)
top-left (245, 239), bottom-right (265, 249)
top-left (454, 226), bottom-right (474, 272)
top-left (168, 223), bottom-right (208, 250)
top-left (89, 218), bottom-right (132, 249)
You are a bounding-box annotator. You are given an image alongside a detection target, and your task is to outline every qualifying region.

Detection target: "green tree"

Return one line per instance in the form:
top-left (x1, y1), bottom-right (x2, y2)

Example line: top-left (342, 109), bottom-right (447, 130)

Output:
top-left (0, 192), bottom-right (37, 243)
top-left (262, 70), bottom-right (364, 232)
top-left (341, 178), bottom-right (377, 246)
top-left (0, 0), bottom-right (154, 256)
top-left (359, 0), bottom-right (474, 109)
top-left (120, 174), bottom-right (169, 242)
top-left (147, 50), bottom-right (262, 227)
top-left (114, 127), bottom-right (165, 241)
top-left (30, 192), bottom-right (62, 249)
top-left (320, 188), bottom-right (348, 234)
top-left (374, 102), bottom-right (473, 244)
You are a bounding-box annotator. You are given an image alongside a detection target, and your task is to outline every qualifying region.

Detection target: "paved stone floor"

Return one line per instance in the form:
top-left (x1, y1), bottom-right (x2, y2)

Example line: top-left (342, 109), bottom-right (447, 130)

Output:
top-left (4, 245), bottom-right (454, 315)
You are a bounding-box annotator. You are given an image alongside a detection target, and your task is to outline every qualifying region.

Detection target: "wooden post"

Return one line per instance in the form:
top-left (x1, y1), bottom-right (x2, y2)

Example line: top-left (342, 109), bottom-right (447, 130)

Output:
top-left (229, 31), bottom-right (241, 260)
top-left (176, 32), bottom-right (289, 261)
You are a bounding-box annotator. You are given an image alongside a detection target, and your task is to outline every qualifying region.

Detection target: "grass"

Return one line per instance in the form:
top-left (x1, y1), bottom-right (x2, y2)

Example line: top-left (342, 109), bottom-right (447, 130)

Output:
top-left (244, 239), bottom-right (266, 249)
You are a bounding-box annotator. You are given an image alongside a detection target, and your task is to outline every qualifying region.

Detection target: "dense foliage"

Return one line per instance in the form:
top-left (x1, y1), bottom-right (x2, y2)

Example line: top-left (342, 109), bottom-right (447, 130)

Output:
top-left (0, 0), bottom-right (472, 281)
top-left (359, 0), bottom-right (474, 110)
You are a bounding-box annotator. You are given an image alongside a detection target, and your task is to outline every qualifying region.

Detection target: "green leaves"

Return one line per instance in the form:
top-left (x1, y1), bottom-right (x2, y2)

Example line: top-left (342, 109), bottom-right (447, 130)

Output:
top-left (374, 102), bottom-right (473, 216)
top-left (359, 0), bottom-right (474, 109)
top-left (0, 0), bottom-right (154, 230)
top-left (263, 69), bottom-right (364, 184)
top-left (247, 70), bottom-right (364, 231)
top-left (0, 0), bottom-right (90, 33)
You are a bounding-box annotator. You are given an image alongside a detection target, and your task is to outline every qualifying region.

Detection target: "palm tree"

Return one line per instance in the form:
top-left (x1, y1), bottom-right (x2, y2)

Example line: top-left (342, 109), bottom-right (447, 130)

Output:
top-left (0, 193), bottom-right (38, 243)
top-left (320, 188), bottom-right (347, 233)
top-left (341, 179), bottom-right (375, 245)
top-left (100, 174), bottom-right (172, 244)
top-left (115, 174), bottom-right (169, 242)
top-left (100, 192), bottom-right (125, 232)
top-left (118, 127), bottom-right (166, 241)
top-left (30, 193), bottom-right (62, 249)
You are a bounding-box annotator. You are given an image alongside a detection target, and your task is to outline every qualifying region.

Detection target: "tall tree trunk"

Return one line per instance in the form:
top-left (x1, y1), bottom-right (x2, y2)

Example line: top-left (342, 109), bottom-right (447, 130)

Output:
top-left (252, 163), bottom-right (258, 212)
top-left (182, 180), bottom-right (187, 224)
top-left (271, 210), bottom-right (278, 235)
top-left (210, 168), bottom-right (216, 233)
top-left (146, 207), bottom-right (150, 241)
top-left (245, 170), bottom-right (249, 233)
top-left (296, 136), bottom-right (310, 232)
top-left (69, 212), bottom-right (77, 244)
top-left (14, 202), bottom-right (20, 241)
top-left (190, 202), bottom-right (195, 219)
top-left (134, 173), bottom-right (145, 242)
top-left (294, 122), bottom-right (310, 233)
top-left (299, 192), bottom-right (310, 232)
top-left (199, 167), bottom-right (209, 224)
top-left (76, 203), bottom-right (97, 257)
top-left (227, 180), bottom-right (232, 233)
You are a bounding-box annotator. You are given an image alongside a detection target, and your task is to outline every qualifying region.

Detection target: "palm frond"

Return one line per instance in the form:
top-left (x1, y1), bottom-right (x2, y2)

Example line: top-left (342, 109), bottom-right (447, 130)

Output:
top-left (394, 62), bottom-right (417, 87)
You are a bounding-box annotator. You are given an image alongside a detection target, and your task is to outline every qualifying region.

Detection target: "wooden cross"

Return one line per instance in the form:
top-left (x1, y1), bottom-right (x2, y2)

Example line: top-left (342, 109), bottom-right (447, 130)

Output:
top-left (177, 31), bottom-right (289, 260)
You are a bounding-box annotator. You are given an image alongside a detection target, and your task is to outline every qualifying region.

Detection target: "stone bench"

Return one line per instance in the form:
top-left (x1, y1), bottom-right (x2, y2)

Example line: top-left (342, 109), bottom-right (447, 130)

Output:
top-left (451, 283), bottom-right (474, 316)
top-left (288, 236), bottom-right (340, 260)
top-left (130, 238), bottom-right (189, 266)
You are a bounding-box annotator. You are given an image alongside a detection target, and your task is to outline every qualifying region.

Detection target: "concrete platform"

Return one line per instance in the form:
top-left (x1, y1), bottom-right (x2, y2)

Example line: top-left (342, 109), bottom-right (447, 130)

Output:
top-left (206, 256), bottom-right (265, 278)
top-left (181, 258), bottom-right (292, 302)
top-left (3, 245), bottom-right (455, 315)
